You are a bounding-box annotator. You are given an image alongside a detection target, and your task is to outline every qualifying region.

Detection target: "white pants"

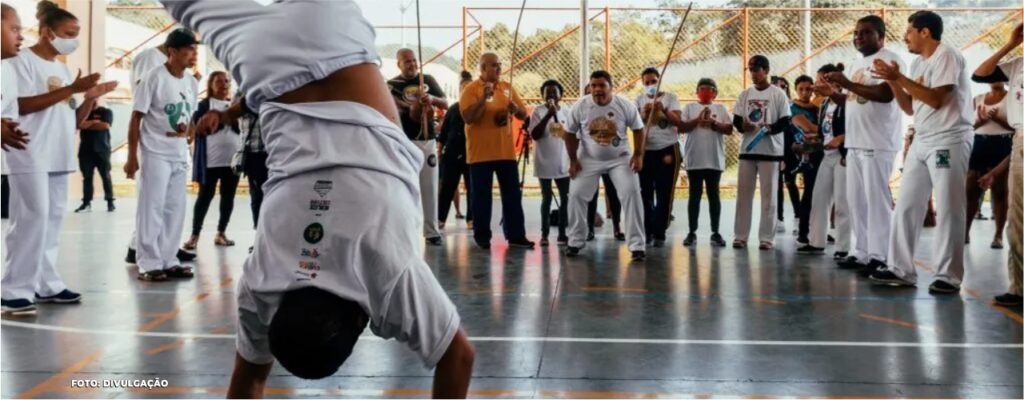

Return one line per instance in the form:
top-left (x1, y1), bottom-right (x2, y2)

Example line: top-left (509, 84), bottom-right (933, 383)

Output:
top-left (809, 152), bottom-right (850, 251)
top-left (413, 139), bottom-right (441, 239)
top-left (846, 148), bottom-right (896, 263)
top-left (888, 140), bottom-right (970, 285)
top-left (1, 172), bottom-right (71, 300)
top-left (135, 157), bottom-right (189, 273)
top-left (734, 159), bottom-right (779, 243)
top-left (568, 160), bottom-right (645, 251)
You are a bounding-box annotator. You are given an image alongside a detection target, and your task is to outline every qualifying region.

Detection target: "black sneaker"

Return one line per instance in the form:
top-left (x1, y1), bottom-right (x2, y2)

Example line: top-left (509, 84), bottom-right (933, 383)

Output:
top-left (928, 280), bottom-right (960, 294)
top-left (631, 250), bottom-right (646, 261)
top-left (509, 238), bottom-right (535, 249)
top-left (710, 233), bottom-right (726, 247)
top-left (426, 237), bottom-right (443, 246)
top-left (832, 251), bottom-right (848, 260)
top-left (107, 200), bottom-right (116, 212)
top-left (74, 202), bottom-right (91, 213)
top-left (858, 259), bottom-right (888, 278)
top-left (556, 236), bottom-right (568, 246)
top-left (34, 289), bottom-right (82, 304)
top-left (614, 232), bottom-right (626, 241)
top-left (994, 293), bottom-right (1023, 307)
top-left (125, 247), bottom-right (137, 264)
top-left (540, 237), bottom-right (550, 247)
top-left (476, 240), bottom-right (491, 250)
top-left (652, 239), bottom-right (665, 248)
top-left (1, 298), bottom-right (36, 313)
top-left (827, 235), bottom-right (835, 244)
top-left (586, 231), bottom-right (595, 241)
top-left (683, 233), bottom-right (697, 246)
top-left (176, 249), bottom-right (197, 262)
top-left (565, 246), bottom-right (581, 257)
top-left (796, 245), bottom-right (824, 254)
top-left (837, 256), bottom-right (867, 270)
top-left (869, 269), bottom-right (915, 287)
top-left (796, 237), bottom-right (809, 245)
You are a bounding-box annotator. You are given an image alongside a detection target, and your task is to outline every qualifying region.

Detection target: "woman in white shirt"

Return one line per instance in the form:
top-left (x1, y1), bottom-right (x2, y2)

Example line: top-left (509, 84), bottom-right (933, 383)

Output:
top-left (184, 71), bottom-right (242, 250)
top-left (2, 0), bottom-right (115, 312)
top-left (528, 80), bottom-right (570, 246)
top-left (966, 82), bottom-right (1014, 248)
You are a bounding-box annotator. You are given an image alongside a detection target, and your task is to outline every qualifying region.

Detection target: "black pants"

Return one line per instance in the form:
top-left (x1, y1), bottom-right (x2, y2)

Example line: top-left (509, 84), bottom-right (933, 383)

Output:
top-left (588, 173), bottom-right (621, 234)
top-left (777, 170), bottom-right (801, 221)
top-left (687, 169), bottom-right (722, 234)
top-left (79, 152), bottom-right (114, 203)
top-left (640, 146), bottom-right (677, 240)
top-left (469, 160), bottom-right (526, 244)
top-left (244, 152), bottom-right (269, 227)
top-left (796, 160), bottom-right (821, 241)
top-left (192, 167), bottom-right (240, 235)
top-left (438, 155), bottom-right (472, 223)
top-left (540, 177), bottom-right (569, 239)
top-left (1, 175), bottom-right (8, 219)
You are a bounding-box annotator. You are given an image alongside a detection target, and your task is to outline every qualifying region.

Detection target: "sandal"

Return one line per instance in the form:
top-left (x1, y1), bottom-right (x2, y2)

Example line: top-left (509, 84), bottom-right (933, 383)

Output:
top-left (759, 241), bottom-right (774, 250)
top-left (138, 270), bottom-right (168, 282)
top-left (732, 239), bottom-right (746, 249)
top-left (182, 235), bottom-right (199, 250)
top-left (992, 238), bottom-right (1004, 249)
top-left (164, 266), bottom-right (194, 279)
top-left (214, 234), bottom-right (235, 247)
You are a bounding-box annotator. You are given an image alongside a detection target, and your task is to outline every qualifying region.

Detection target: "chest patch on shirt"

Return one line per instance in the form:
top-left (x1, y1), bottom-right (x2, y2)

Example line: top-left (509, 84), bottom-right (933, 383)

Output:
top-left (935, 149), bottom-right (951, 168)
top-left (588, 115), bottom-right (619, 146)
top-left (747, 100), bottom-right (767, 123)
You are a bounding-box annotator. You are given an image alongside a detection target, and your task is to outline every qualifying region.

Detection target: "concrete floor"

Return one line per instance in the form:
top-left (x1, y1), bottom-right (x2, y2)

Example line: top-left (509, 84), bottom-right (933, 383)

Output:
top-left (1, 193), bottom-right (1021, 399)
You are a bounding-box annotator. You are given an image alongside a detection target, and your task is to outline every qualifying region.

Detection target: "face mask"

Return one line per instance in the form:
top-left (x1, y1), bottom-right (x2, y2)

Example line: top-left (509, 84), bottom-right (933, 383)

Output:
top-left (697, 88), bottom-right (716, 104)
top-left (644, 84), bottom-right (658, 97)
top-left (51, 34), bottom-right (79, 55)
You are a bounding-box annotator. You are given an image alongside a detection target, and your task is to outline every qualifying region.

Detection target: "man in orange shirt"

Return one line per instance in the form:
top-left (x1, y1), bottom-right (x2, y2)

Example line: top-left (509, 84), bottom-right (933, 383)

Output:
top-left (459, 52), bottom-right (533, 249)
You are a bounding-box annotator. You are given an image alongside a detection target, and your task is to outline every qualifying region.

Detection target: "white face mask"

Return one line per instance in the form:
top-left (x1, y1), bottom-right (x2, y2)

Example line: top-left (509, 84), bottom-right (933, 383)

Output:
top-left (51, 34), bottom-right (80, 55)
top-left (644, 84), bottom-right (658, 97)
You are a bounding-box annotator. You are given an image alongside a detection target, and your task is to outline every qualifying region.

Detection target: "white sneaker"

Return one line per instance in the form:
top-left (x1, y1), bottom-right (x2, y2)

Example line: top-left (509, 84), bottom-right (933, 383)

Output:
top-left (776, 220), bottom-right (786, 233)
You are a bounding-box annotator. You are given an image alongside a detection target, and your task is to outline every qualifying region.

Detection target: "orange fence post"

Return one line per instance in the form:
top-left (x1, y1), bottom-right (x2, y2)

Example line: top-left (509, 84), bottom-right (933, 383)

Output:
top-left (462, 6), bottom-right (468, 71)
top-left (742, 7), bottom-right (749, 88)
top-left (604, 7), bottom-right (611, 71)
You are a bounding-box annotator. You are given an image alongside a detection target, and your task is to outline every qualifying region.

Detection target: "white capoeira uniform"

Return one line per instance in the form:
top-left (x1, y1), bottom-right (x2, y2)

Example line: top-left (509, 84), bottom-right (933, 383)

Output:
top-left (844, 47), bottom-right (905, 265)
top-left (732, 85), bottom-right (791, 244)
top-left (1, 50), bottom-right (76, 301)
top-left (160, 0), bottom-right (461, 368)
top-left (808, 97), bottom-right (850, 251)
top-left (564, 94), bottom-right (646, 252)
top-left (132, 66), bottom-right (197, 273)
top-left (887, 43), bottom-right (974, 286)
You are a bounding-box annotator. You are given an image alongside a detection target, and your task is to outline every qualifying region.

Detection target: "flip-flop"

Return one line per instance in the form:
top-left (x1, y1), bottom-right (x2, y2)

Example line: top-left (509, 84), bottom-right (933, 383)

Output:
top-left (214, 236), bottom-right (235, 247)
top-left (164, 266), bottom-right (194, 279)
top-left (138, 270), bottom-right (168, 282)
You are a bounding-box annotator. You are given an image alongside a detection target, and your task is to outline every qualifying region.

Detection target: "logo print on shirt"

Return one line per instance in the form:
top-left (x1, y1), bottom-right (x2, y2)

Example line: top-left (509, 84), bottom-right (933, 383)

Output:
top-left (303, 223), bottom-right (324, 244)
top-left (850, 69), bottom-right (868, 104)
top-left (313, 180), bottom-right (333, 197)
top-left (300, 248), bottom-right (321, 258)
top-left (935, 149), bottom-right (951, 168)
top-left (588, 115), bottom-right (618, 146)
top-left (747, 100), bottom-right (767, 124)
top-left (309, 200), bottom-right (331, 212)
top-left (163, 94), bottom-right (193, 135)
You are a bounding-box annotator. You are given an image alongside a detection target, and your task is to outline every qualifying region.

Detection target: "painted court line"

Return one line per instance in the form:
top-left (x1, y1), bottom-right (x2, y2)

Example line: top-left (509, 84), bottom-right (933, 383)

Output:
top-left (3, 320), bottom-right (1020, 349)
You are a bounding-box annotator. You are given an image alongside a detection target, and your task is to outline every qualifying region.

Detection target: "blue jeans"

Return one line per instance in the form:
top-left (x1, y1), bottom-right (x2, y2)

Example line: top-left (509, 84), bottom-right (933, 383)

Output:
top-left (469, 160), bottom-right (527, 244)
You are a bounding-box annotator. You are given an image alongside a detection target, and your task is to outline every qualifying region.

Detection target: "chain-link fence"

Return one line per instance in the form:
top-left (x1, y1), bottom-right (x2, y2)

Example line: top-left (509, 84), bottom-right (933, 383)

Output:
top-left (102, 4), bottom-right (1022, 192)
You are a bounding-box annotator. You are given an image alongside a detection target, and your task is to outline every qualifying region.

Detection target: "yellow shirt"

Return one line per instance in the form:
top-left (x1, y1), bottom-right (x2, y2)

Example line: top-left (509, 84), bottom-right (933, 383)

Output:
top-left (459, 79), bottom-right (526, 164)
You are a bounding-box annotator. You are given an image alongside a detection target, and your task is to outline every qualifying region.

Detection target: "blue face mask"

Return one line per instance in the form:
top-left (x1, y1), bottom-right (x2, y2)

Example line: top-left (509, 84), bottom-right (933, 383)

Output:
top-left (644, 84), bottom-right (657, 97)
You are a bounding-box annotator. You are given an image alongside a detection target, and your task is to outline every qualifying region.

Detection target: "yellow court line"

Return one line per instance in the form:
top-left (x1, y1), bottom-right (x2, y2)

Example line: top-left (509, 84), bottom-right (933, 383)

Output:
top-left (858, 313), bottom-right (919, 330)
top-left (913, 260), bottom-right (1023, 325)
top-left (144, 339), bottom-right (186, 356)
top-left (17, 351), bottom-right (103, 399)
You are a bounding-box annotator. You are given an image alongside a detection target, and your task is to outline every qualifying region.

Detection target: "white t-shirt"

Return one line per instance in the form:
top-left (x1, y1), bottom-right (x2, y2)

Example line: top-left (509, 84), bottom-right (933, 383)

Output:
top-left (1, 59), bottom-right (18, 119)
top-left (565, 95), bottom-right (644, 165)
top-left (733, 84), bottom-right (790, 157)
top-left (204, 98), bottom-right (243, 168)
top-left (909, 42), bottom-right (973, 146)
top-left (131, 47), bottom-right (167, 92)
top-left (998, 57), bottom-right (1023, 130)
top-left (161, 0), bottom-right (380, 112)
top-left (527, 105), bottom-right (569, 179)
top-left (3, 50), bottom-right (76, 174)
top-left (634, 92), bottom-right (681, 151)
top-left (681, 102), bottom-right (730, 171)
top-left (973, 93), bottom-right (1013, 135)
top-left (133, 66), bottom-right (198, 162)
top-left (845, 47), bottom-right (906, 151)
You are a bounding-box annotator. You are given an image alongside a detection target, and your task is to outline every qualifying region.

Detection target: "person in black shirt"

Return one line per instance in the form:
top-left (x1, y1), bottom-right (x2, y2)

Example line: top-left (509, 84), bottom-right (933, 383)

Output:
top-left (74, 105), bottom-right (115, 212)
top-left (438, 71), bottom-right (473, 230)
top-left (388, 48), bottom-right (448, 246)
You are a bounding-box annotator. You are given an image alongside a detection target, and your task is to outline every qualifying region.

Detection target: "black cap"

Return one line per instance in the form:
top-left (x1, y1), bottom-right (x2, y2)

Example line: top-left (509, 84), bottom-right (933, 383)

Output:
top-left (697, 77), bottom-right (718, 90)
top-left (748, 55), bottom-right (770, 70)
top-left (165, 28), bottom-right (198, 49)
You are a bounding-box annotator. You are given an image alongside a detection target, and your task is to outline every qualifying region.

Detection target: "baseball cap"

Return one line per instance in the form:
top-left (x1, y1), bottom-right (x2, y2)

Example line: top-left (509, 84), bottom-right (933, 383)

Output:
top-left (748, 55), bottom-right (770, 70)
top-left (165, 28), bottom-right (198, 49)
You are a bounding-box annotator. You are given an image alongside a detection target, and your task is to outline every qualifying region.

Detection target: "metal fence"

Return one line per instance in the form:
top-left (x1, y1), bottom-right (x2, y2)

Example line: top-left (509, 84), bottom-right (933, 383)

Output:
top-left (103, 4), bottom-right (1023, 191)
